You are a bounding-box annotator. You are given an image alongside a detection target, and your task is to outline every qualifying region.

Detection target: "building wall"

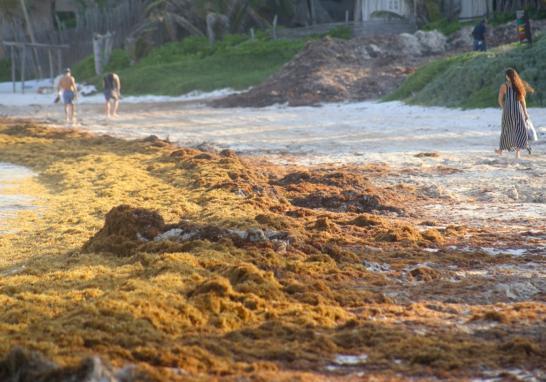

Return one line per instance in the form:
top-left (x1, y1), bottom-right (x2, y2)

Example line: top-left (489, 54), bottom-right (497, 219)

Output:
top-left (459, 0), bottom-right (493, 19)
top-left (361, 0), bottom-right (412, 21)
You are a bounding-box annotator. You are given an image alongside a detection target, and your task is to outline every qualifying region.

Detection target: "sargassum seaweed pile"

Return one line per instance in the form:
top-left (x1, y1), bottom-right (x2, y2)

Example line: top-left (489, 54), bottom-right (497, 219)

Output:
top-left (0, 120), bottom-right (544, 381)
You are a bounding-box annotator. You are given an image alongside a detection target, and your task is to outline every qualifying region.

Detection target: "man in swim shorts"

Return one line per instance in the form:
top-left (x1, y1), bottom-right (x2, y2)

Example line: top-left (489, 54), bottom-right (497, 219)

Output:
top-left (57, 68), bottom-right (78, 124)
top-left (103, 72), bottom-right (121, 118)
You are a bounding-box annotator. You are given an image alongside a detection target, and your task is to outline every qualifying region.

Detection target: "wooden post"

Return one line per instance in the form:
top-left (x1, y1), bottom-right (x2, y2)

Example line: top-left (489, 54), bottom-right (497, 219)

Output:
top-left (345, 10), bottom-right (350, 24)
top-left (20, 0), bottom-right (44, 79)
top-left (21, 46), bottom-right (26, 94)
top-left (354, 0), bottom-right (362, 22)
top-left (272, 14), bottom-right (278, 40)
top-left (250, 27), bottom-right (255, 40)
top-left (11, 46), bottom-right (16, 93)
top-left (309, 0), bottom-right (317, 25)
top-left (93, 34), bottom-right (103, 75)
top-left (206, 13), bottom-right (216, 47)
top-left (103, 32), bottom-right (114, 67)
top-left (48, 48), bottom-right (54, 84)
top-left (57, 48), bottom-right (62, 76)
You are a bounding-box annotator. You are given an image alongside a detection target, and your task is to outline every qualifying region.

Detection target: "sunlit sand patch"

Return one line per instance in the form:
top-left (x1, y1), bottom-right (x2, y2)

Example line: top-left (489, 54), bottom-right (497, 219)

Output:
top-left (472, 368), bottom-right (545, 382)
top-left (0, 163), bottom-right (37, 234)
top-left (325, 353), bottom-right (369, 374)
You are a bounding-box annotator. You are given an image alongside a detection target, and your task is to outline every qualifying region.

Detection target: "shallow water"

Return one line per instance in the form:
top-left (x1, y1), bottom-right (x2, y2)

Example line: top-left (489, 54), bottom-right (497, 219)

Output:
top-left (0, 163), bottom-right (35, 234)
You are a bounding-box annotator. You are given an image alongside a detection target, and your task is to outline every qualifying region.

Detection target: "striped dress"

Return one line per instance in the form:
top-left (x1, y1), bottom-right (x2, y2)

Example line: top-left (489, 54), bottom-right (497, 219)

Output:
top-left (500, 85), bottom-right (528, 151)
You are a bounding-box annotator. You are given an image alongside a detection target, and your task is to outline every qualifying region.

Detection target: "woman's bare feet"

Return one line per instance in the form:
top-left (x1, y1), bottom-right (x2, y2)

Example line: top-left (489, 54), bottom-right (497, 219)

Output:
top-left (495, 149), bottom-right (502, 155)
top-left (515, 149), bottom-right (521, 159)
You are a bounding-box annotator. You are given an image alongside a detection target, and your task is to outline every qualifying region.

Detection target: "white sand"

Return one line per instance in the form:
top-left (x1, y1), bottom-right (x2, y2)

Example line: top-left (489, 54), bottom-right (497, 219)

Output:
top-left (0, 163), bottom-right (35, 234)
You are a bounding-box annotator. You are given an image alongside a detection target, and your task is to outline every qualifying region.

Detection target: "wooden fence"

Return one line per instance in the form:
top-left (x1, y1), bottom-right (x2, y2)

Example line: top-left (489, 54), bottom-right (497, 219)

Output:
top-left (4, 0), bottom-right (145, 80)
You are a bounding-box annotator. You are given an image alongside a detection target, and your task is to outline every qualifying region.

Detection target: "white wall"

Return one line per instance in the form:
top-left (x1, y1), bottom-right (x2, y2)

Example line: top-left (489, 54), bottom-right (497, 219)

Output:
top-left (361, 0), bottom-right (412, 21)
top-left (459, 0), bottom-right (493, 19)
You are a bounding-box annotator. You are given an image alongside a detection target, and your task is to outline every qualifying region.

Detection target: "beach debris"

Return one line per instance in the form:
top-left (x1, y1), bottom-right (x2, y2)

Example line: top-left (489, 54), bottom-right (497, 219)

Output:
top-left (333, 353), bottom-right (368, 365)
top-left (408, 266), bottom-right (442, 282)
top-left (414, 152), bottom-right (440, 158)
top-left (507, 186), bottom-right (519, 200)
top-left (363, 260), bottom-right (391, 273)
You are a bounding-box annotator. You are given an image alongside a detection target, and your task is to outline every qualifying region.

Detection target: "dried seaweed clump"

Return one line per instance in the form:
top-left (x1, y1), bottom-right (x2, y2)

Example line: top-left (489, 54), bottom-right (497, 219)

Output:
top-left (83, 205), bottom-right (165, 256)
top-left (274, 169), bottom-right (404, 215)
top-left (83, 205), bottom-right (291, 257)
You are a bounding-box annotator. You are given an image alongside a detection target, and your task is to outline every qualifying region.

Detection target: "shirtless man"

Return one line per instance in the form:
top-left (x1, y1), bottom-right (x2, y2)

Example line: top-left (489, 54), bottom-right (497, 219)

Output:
top-left (57, 68), bottom-right (78, 124)
top-left (103, 72), bottom-right (121, 118)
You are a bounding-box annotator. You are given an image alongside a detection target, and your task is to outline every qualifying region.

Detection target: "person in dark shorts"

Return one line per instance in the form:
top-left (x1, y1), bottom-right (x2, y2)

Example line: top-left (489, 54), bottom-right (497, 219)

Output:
top-left (103, 72), bottom-right (121, 118)
top-left (472, 20), bottom-right (487, 51)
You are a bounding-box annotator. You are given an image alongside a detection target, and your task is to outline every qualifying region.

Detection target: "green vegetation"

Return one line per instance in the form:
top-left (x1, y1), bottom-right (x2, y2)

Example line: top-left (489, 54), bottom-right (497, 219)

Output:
top-left (489, 9), bottom-right (546, 26)
top-left (0, 59), bottom-right (11, 82)
top-left (384, 35), bottom-right (546, 108)
top-left (326, 25), bottom-right (353, 40)
top-left (423, 18), bottom-right (474, 36)
top-left (73, 34), bottom-right (308, 95)
top-left (72, 49), bottom-right (131, 80)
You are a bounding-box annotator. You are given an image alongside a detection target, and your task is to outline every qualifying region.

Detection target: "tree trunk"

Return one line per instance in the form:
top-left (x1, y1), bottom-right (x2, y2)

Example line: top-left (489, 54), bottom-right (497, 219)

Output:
top-left (19, 0), bottom-right (44, 79)
top-left (309, 0), bottom-right (317, 25)
top-left (93, 34), bottom-right (104, 75)
top-left (354, 0), bottom-right (362, 22)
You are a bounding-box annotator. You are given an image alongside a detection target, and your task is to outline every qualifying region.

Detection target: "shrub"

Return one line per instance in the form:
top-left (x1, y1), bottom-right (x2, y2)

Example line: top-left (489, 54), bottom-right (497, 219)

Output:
top-left (0, 59), bottom-right (11, 82)
top-left (385, 35), bottom-right (546, 108)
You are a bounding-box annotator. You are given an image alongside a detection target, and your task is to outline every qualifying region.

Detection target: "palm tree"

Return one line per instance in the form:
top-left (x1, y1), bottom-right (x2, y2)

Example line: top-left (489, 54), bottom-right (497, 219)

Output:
top-left (0, 0), bottom-right (25, 20)
top-left (140, 0), bottom-right (296, 42)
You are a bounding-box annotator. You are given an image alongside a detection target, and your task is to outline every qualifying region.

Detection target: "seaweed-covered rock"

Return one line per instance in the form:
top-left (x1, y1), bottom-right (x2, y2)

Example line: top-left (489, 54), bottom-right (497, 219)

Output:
top-left (0, 347), bottom-right (145, 382)
top-left (83, 205), bottom-right (290, 256)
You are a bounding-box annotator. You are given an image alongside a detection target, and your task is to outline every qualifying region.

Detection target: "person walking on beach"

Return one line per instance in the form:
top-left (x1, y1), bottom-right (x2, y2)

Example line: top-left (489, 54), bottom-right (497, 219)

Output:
top-left (104, 72), bottom-right (121, 118)
top-left (472, 20), bottom-right (487, 51)
top-left (57, 68), bottom-right (78, 125)
top-left (496, 68), bottom-right (534, 159)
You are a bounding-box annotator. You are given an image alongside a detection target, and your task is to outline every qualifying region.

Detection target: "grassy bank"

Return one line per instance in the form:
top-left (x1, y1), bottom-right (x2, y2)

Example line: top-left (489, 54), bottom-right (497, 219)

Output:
top-left (385, 35), bottom-right (546, 108)
top-left (72, 35), bottom-right (307, 96)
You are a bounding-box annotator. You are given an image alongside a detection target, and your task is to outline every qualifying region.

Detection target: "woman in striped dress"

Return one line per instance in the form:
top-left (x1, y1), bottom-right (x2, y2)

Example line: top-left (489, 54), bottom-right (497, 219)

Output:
top-left (496, 68), bottom-right (534, 158)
